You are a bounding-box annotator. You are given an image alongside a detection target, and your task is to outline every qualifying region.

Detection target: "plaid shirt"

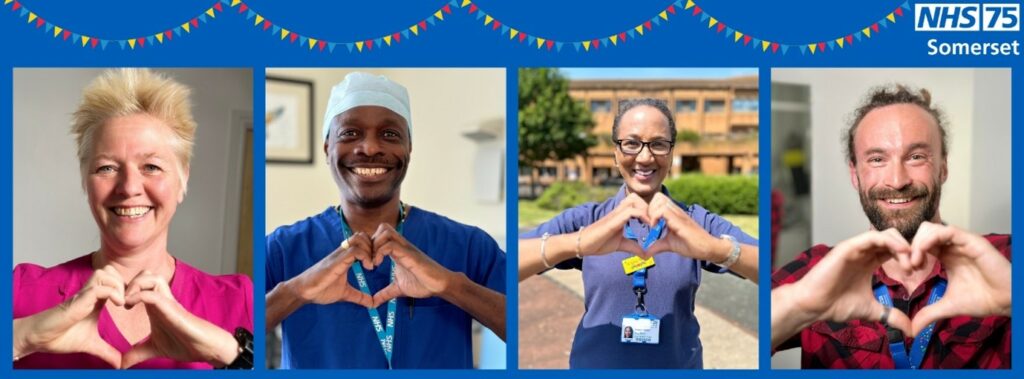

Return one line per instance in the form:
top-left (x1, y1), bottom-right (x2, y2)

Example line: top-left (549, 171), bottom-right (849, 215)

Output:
top-left (772, 234), bottom-right (1011, 369)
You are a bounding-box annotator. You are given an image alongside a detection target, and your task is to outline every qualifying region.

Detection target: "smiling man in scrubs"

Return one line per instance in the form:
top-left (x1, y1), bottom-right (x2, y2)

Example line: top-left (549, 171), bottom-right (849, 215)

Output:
top-left (264, 72), bottom-right (506, 369)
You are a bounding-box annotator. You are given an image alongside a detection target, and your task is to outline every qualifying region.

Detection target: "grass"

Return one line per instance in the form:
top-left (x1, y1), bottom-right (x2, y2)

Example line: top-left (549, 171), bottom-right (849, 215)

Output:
top-left (519, 200), bottom-right (760, 238)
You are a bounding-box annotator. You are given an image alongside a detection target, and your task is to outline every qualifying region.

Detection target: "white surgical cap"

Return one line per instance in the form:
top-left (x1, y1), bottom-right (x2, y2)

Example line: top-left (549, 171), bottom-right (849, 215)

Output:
top-left (322, 72), bottom-right (411, 141)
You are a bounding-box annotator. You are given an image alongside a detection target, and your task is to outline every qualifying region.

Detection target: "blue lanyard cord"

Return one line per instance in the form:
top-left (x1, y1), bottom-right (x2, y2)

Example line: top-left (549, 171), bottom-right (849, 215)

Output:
top-left (623, 218), bottom-right (664, 314)
top-left (337, 204), bottom-right (406, 369)
top-left (873, 279), bottom-right (947, 369)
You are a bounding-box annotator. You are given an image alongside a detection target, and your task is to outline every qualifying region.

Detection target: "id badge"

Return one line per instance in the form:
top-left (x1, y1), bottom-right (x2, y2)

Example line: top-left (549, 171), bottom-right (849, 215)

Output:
top-left (621, 313), bottom-right (660, 344)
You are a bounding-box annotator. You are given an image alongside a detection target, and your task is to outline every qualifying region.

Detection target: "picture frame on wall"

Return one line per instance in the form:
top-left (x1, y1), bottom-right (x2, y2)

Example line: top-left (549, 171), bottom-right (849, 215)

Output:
top-left (266, 76), bottom-right (314, 164)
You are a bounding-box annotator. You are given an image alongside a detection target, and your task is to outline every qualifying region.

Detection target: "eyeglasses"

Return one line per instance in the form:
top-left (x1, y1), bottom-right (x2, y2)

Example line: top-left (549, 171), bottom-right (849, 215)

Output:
top-left (614, 139), bottom-right (675, 156)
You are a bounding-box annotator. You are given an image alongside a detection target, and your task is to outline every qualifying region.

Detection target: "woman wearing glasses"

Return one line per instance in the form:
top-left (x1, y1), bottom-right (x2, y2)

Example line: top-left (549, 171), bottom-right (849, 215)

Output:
top-left (518, 98), bottom-right (758, 368)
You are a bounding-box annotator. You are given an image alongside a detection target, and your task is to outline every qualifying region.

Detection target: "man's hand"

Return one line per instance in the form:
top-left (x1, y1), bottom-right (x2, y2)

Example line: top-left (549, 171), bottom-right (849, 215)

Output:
top-left (370, 223), bottom-right (455, 307)
top-left (908, 222), bottom-right (1011, 336)
top-left (286, 232), bottom-right (374, 308)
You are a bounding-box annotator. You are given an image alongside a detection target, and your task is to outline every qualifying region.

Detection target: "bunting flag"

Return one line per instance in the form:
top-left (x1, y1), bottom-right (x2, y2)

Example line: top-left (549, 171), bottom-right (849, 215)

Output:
top-left (462, 0), bottom-right (681, 53)
top-left (682, 0), bottom-right (909, 55)
top-left (239, 0), bottom-right (454, 53)
top-left (3, 0), bottom-right (224, 50)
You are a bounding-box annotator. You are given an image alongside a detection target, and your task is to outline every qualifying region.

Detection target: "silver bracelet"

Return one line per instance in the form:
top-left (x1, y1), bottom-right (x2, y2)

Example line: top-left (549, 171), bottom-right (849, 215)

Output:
top-left (575, 226), bottom-right (586, 259)
top-left (540, 232), bottom-right (553, 269)
top-left (716, 234), bottom-right (741, 269)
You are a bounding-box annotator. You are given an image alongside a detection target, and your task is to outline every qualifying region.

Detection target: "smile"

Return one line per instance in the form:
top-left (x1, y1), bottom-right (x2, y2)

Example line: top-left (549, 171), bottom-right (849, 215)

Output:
top-left (349, 166), bottom-right (392, 177)
top-left (111, 206), bottom-right (152, 218)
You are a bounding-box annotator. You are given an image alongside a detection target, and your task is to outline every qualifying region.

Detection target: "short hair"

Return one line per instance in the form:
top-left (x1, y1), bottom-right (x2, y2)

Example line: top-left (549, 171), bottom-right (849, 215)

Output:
top-left (72, 68), bottom-right (196, 191)
top-left (612, 98), bottom-right (677, 141)
top-left (844, 84), bottom-right (948, 165)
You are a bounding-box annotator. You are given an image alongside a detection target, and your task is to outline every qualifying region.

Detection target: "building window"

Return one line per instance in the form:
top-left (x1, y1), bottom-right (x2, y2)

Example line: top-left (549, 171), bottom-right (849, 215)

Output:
top-left (733, 98), bottom-right (759, 112)
top-left (590, 99), bottom-right (612, 113)
top-left (675, 100), bottom-right (697, 114)
top-left (704, 99), bottom-right (726, 113)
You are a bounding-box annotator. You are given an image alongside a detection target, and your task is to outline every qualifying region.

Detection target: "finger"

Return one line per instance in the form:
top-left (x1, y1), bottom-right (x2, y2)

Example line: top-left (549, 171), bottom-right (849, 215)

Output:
top-left (125, 287), bottom-right (170, 311)
top-left (91, 269), bottom-right (126, 306)
top-left (879, 229), bottom-right (914, 272)
top-left (859, 299), bottom-right (912, 339)
top-left (911, 222), bottom-right (957, 263)
top-left (911, 298), bottom-right (956, 337)
top-left (122, 340), bottom-right (159, 369)
top-left (69, 285), bottom-right (120, 316)
top-left (641, 239), bottom-right (671, 258)
top-left (348, 289), bottom-right (374, 308)
top-left (372, 283), bottom-right (404, 308)
top-left (87, 341), bottom-right (123, 369)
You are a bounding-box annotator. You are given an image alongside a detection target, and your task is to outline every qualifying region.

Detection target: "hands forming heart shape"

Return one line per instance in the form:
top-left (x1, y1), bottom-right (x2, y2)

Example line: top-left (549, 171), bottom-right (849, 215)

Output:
top-left (290, 223), bottom-right (454, 310)
top-left (784, 222), bottom-right (1011, 339)
top-left (13, 266), bottom-right (239, 368)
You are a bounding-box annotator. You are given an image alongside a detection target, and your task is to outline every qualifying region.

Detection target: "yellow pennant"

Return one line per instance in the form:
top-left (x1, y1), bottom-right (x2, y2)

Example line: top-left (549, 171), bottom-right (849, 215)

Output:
top-left (53, 26), bottom-right (63, 38)
top-left (231, 0), bottom-right (241, 6)
top-left (410, 25), bottom-right (419, 35)
top-left (308, 38), bottom-right (317, 49)
top-left (635, 25), bottom-right (644, 35)
top-left (582, 40), bottom-right (591, 51)
top-left (685, 0), bottom-right (695, 10)
top-left (862, 27), bottom-right (871, 37)
top-left (510, 29), bottom-right (519, 39)
top-left (28, 12), bottom-right (36, 23)
top-left (836, 38), bottom-right (844, 48)
top-left (4, 0), bottom-right (13, 4)
top-left (206, 8), bottom-right (215, 18)
top-left (709, 17), bottom-right (717, 28)
top-left (434, 11), bottom-right (444, 21)
top-left (610, 35), bottom-right (618, 45)
top-left (255, 15), bottom-right (264, 25)
top-left (536, 37), bottom-right (545, 48)
top-left (809, 44), bottom-right (816, 53)
top-left (129, 39), bottom-right (136, 49)
top-left (734, 31), bottom-right (743, 42)
top-left (887, 13), bottom-right (896, 23)
top-left (155, 33), bottom-right (163, 43)
top-left (356, 41), bottom-right (364, 52)
top-left (484, 15), bottom-right (493, 25)
top-left (384, 35), bottom-right (392, 46)
top-left (659, 11), bottom-right (668, 20)
top-left (762, 40), bottom-right (770, 51)
top-left (461, 0), bottom-right (472, 7)
top-left (81, 36), bottom-right (90, 47)
top-left (280, 29), bottom-right (290, 40)
top-left (182, 23), bottom-right (191, 33)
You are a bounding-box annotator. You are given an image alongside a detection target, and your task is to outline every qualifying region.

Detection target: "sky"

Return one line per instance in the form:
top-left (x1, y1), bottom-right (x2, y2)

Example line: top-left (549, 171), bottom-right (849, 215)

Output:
top-left (559, 67), bottom-right (757, 80)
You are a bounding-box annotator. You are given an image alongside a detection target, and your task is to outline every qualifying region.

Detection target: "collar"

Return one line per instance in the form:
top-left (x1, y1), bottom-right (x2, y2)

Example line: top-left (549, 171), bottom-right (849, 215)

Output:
top-left (609, 184), bottom-right (684, 207)
top-left (873, 258), bottom-right (947, 298)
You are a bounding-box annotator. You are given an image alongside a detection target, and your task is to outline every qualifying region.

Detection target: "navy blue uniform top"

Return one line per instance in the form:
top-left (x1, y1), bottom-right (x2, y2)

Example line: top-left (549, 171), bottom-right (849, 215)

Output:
top-left (521, 186), bottom-right (756, 368)
top-left (266, 206), bottom-right (506, 368)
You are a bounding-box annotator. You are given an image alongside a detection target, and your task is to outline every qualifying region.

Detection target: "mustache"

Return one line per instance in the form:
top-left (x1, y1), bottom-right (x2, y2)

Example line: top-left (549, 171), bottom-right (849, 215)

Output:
top-left (341, 155), bottom-right (404, 168)
top-left (867, 184), bottom-right (928, 200)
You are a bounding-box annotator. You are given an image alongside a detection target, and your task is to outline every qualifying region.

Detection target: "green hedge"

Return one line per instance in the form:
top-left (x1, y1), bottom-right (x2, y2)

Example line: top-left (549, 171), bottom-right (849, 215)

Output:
top-left (536, 181), bottom-right (617, 211)
top-left (665, 174), bottom-right (758, 215)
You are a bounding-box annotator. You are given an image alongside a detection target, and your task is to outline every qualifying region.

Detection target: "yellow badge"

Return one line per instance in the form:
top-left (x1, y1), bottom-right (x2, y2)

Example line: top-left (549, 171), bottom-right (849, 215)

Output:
top-left (621, 256), bottom-right (655, 275)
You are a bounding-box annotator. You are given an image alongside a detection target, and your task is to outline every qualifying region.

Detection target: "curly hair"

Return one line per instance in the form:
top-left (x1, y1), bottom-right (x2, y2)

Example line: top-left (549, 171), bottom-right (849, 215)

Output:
top-left (844, 84), bottom-right (948, 165)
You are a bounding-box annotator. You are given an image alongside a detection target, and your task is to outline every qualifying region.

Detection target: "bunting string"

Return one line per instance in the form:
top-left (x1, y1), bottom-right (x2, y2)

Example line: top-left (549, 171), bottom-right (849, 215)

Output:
top-left (2, 0), bottom-right (223, 50)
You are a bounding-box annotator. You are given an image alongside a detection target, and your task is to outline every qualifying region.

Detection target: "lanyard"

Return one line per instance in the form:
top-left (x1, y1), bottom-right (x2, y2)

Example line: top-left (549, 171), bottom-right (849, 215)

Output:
top-left (624, 218), bottom-right (665, 313)
top-left (873, 279), bottom-right (947, 369)
top-left (337, 204), bottom-right (405, 369)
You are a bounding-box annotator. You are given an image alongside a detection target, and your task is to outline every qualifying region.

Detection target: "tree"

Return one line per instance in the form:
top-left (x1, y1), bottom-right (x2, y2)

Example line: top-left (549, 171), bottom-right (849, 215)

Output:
top-left (518, 68), bottom-right (596, 197)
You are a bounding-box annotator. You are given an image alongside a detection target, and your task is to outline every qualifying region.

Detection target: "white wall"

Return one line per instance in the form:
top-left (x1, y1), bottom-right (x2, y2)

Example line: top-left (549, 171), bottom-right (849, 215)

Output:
top-left (772, 68), bottom-right (1011, 245)
top-left (264, 68), bottom-right (507, 246)
top-left (13, 68), bottom-right (253, 275)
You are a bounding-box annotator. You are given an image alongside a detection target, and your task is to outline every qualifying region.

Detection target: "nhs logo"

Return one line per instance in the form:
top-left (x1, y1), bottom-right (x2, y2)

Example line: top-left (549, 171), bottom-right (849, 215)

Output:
top-left (915, 3), bottom-right (1019, 31)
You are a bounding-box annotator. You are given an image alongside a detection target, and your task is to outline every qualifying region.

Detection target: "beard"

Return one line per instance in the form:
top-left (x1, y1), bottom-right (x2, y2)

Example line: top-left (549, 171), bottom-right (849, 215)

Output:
top-left (858, 178), bottom-right (941, 241)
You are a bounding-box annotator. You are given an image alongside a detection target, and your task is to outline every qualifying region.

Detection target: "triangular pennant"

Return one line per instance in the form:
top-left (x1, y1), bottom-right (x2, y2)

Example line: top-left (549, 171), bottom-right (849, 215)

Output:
top-left (761, 40), bottom-right (769, 51)
top-left (146, 36), bottom-right (153, 46)
top-left (536, 37), bottom-right (545, 48)
top-left (627, 29), bottom-right (636, 38)
top-left (809, 44), bottom-right (816, 54)
top-left (155, 34), bottom-right (163, 43)
top-left (610, 35), bottom-right (618, 45)
top-left (659, 11), bottom-right (668, 20)
top-left (247, 10), bottom-right (255, 20)
top-left (771, 42), bottom-right (779, 53)
top-left (836, 38), bottom-right (844, 48)
top-left (174, 27), bottom-right (182, 36)
top-left (599, 38), bottom-right (608, 47)
top-left (255, 15), bottom-right (264, 25)
top-left (356, 41), bottom-right (364, 52)
top-left (862, 27), bottom-right (871, 38)
top-left (53, 26), bottom-right (62, 38)
top-left (528, 35), bottom-right (536, 45)
top-left (461, 0), bottom-right (471, 7)
top-left (880, 19), bottom-right (889, 28)
top-left (519, 33), bottom-right (527, 43)
top-left (717, 23), bottom-right (726, 33)
top-left (871, 23), bottom-right (879, 32)
top-left (182, 22), bottom-right (191, 33)
top-left (895, 7), bottom-right (904, 17)
top-left (128, 39), bottom-right (137, 49)
top-left (100, 40), bottom-right (109, 50)
top-left (420, 20), bottom-right (428, 30)
top-left (81, 36), bottom-right (90, 47)
top-left (469, 4), bottom-right (478, 13)
top-left (751, 38), bottom-right (761, 48)
top-left (384, 35), bottom-right (392, 46)
top-left (27, 12), bottom-right (35, 22)
top-left (329, 42), bottom-right (337, 53)
top-left (205, 8), bottom-right (215, 18)
top-left (555, 41), bottom-right (563, 52)
top-left (709, 17), bottom-right (717, 28)
top-left (827, 41), bottom-right (835, 50)
top-left (393, 32), bottom-right (401, 43)
top-left (346, 43), bottom-right (353, 52)
top-left (373, 38), bottom-right (382, 47)
top-left (635, 25), bottom-right (644, 35)
top-left (118, 40), bottom-right (126, 50)
top-left (476, 11), bottom-right (484, 20)
top-left (573, 42), bottom-right (580, 52)
top-left (280, 28), bottom-right (289, 40)
top-left (854, 32), bottom-right (862, 41)
top-left (45, 22), bottom-right (53, 32)
top-left (443, 3), bottom-right (453, 13)
top-left (743, 35), bottom-right (751, 45)
top-left (503, 26), bottom-right (511, 36)
top-left (700, 13), bottom-right (709, 22)
top-left (410, 25), bottom-right (419, 35)
top-left (402, 30), bottom-right (410, 38)
top-left (71, 33), bottom-right (80, 42)
top-left (582, 41), bottom-right (590, 51)
top-left (652, 17), bottom-right (660, 26)
top-left (367, 39), bottom-right (374, 50)
top-left (887, 13), bottom-right (895, 23)
top-left (901, 1), bottom-right (910, 10)
top-left (781, 44), bottom-right (790, 55)
top-left (685, 0), bottom-right (695, 10)
top-left (427, 16), bottom-right (436, 26)
top-left (434, 10), bottom-right (444, 20)
top-left (619, 32), bottom-right (626, 41)
top-left (213, 2), bottom-right (223, 12)
top-left (734, 31), bottom-right (742, 42)
top-left (299, 36), bottom-right (308, 45)
top-left (846, 35), bottom-right (854, 44)
top-left (199, 14), bottom-right (208, 23)
top-left (289, 33), bottom-right (298, 43)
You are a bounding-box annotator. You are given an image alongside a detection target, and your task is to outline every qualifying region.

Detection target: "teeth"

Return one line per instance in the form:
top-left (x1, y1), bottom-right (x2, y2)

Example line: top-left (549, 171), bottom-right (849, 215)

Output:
top-left (887, 198), bottom-right (910, 204)
top-left (114, 207), bottom-right (150, 217)
top-left (353, 167), bottom-right (387, 176)
top-left (635, 169), bottom-right (654, 176)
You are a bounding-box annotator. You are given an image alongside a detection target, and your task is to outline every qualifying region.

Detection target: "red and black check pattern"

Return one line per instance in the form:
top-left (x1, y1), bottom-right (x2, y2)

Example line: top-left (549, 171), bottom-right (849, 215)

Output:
top-left (772, 234), bottom-right (1011, 369)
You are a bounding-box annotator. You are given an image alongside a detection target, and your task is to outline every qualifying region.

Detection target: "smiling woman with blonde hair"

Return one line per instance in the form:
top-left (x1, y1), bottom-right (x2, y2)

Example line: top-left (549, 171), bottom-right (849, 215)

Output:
top-left (12, 68), bottom-right (253, 369)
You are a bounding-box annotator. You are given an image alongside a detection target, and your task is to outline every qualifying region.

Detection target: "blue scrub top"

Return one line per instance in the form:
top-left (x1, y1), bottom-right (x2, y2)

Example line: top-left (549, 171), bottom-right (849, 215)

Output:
top-left (266, 206), bottom-right (506, 369)
top-left (520, 186), bottom-right (756, 368)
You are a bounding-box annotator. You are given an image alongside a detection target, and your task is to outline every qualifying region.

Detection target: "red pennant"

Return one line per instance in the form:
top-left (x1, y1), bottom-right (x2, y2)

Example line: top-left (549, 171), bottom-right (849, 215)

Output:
top-left (716, 23), bottom-right (725, 33)
top-left (318, 40), bottom-right (326, 51)
top-left (519, 33), bottom-right (526, 42)
top-left (239, 4), bottom-right (248, 13)
top-left (418, 21), bottom-right (427, 30)
top-left (492, 20), bottom-right (501, 30)
top-left (62, 30), bottom-right (70, 40)
top-left (592, 39), bottom-right (600, 49)
top-left (667, 5), bottom-right (676, 15)
top-left (393, 33), bottom-right (401, 43)
top-left (644, 21), bottom-right (652, 30)
top-left (213, 3), bottom-right (223, 12)
top-left (693, 6), bottom-right (701, 16)
top-left (35, 18), bottom-right (44, 28)
top-left (263, 20), bottom-right (272, 30)
top-left (289, 33), bottom-right (297, 43)
top-left (138, 37), bottom-right (146, 47)
top-left (367, 39), bottom-right (374, 50)
top-left (743, 35), bottom-right (751, 45)
top-left (895, 7), bottom-right (904, 17)
top-left (871, 23), bottom-right (879, 32)
top-left (91, 38), bottom-right (98, 48)
top-left (546, 40), bottom-right (554, 50)
top-left (469, 4), bottom-right (478, 14)
top-left (771, 42), bottom-right (779, 53)
top-left (846, 35), bottom-right (853, 44)
top-left (12, 2), bottom-right (20, 12)
top-left (165, 30), bottom-right (173, 40)
top-left (442, 4), bottom-right (451, 14)
top-left (619, 32), bottom-right (626, 41)
top-left (818, 42), bottom-right (825, 52)
top-left (191, 19), bottom-right (199, 28)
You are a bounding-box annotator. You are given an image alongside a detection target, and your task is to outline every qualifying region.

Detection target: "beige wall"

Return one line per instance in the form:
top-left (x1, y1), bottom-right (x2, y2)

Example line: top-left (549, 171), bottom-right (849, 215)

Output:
top-left (265, 68), bottom-right (507, 246)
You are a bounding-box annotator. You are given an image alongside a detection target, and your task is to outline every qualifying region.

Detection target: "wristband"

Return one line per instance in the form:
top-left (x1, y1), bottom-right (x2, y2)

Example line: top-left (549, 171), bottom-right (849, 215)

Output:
top-left (716, 234), bottom-right (741, 269)
top-left (540, 232), bottom-right (553, 269)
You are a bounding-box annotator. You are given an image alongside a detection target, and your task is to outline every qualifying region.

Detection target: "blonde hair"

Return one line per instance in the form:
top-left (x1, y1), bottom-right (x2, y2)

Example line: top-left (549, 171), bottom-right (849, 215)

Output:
top-left (71, 68), bottom-right (196, 192)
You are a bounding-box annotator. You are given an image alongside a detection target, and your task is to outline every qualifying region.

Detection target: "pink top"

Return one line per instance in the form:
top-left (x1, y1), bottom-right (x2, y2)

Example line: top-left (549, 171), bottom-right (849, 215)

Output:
top-left (13, 254), bottom-right (253, 369)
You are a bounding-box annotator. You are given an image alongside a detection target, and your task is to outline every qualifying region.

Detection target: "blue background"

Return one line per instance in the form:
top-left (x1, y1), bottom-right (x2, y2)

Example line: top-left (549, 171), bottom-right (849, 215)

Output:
top-left (1, 0), bottom-right (1019, 376)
